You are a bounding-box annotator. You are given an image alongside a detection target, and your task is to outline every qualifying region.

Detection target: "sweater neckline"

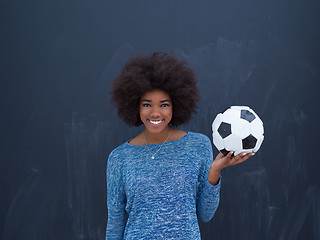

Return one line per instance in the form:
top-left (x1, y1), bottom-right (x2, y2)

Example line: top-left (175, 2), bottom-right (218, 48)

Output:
top-left (125, 131), bottom-right (190, 147)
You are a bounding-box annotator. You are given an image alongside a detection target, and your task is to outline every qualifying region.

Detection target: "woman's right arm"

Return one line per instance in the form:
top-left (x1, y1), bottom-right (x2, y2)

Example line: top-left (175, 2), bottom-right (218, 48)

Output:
top-left (106, 151), bottom-right (127, 240)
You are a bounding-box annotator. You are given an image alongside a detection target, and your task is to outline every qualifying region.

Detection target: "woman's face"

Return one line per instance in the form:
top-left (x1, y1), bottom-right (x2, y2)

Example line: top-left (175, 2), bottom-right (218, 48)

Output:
top-left (139, 89), bottom-right (173, 135)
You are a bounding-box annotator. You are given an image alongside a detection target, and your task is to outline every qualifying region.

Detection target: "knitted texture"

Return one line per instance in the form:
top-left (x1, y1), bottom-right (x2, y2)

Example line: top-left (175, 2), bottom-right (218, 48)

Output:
top-left (106, 132), bottom-right (221, 239)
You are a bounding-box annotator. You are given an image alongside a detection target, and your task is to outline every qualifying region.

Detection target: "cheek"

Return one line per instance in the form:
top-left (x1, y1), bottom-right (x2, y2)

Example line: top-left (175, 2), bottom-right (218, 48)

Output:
top-left (167, 108), bottom-right (173, 120)
top-left (139, 108), bottom-right (143, 119)
top-left (139, 108), bottom-right (147, 120)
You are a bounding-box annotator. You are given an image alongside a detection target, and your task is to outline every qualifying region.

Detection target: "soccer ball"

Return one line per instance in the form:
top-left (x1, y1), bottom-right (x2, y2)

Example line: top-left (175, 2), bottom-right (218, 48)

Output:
top-left (212, 106), bottom-right (264, 157)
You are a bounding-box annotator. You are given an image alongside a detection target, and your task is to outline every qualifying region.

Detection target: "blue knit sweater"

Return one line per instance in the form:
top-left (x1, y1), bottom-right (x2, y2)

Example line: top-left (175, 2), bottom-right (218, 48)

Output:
top-left (106, 132), bottom-right (221, 239)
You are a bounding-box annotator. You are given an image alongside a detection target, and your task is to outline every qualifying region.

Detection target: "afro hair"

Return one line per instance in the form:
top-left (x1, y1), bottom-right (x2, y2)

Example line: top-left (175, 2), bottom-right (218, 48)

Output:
top-left (111, 51), bottom-right (200, 126)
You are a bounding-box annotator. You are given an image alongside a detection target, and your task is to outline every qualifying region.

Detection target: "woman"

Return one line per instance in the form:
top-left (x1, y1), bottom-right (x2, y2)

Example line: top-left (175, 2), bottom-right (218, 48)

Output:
top-left (106, 52), bottom-right (253, 239)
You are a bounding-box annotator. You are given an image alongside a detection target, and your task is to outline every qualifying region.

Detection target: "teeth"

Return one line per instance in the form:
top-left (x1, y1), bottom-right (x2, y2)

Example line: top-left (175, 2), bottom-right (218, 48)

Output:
top-left (150, 120), bottom-right (162, 125)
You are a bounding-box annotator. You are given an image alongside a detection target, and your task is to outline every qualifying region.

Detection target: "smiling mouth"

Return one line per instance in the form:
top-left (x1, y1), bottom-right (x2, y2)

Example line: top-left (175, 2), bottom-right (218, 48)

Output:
top-left (148, 120), bottom-right (163, 125)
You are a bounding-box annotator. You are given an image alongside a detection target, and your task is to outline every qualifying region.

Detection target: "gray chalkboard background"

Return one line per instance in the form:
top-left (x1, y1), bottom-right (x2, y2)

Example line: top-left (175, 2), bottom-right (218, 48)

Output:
top-left (1, 0), bottom-right (320, 239)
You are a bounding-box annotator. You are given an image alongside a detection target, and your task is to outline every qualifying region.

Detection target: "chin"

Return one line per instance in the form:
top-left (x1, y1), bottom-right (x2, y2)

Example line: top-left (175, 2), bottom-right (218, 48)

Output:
top-left (146, 127), bottom-right (168, 134)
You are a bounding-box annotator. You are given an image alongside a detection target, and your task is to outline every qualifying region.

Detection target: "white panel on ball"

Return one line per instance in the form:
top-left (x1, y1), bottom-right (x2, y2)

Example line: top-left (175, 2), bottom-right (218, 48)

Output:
top-left (212, 131), bottom-right (224, 150)
top-left (250, 119), bottom-right (264, 138)
top-left (212, 113), bottom-right (223, 132)
top-left (236, 149), bottom-right (253, 156)
top-left (231, 106), bottom-right (250, 111)
top-left (223, 134), bottom-right (242, 152)
top-left (221, 108), bottom-right (240, 124)
top-left (231, 118), bottom-right (251, 139)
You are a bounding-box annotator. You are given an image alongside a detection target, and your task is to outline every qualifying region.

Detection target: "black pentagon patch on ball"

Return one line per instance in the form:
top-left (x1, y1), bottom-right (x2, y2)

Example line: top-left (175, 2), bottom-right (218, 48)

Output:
top-left (241, 110), bottom-right (256, 123)
top-left (218, 122), bottom-right (231, 139)
top-left (242, 134), bottom-right (257, 149)
top-left (220, 148), bottom-right (229, 156)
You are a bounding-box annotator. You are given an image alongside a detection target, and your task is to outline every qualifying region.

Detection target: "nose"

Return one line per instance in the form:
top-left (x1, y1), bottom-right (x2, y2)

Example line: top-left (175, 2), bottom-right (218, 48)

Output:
top-left (150, 106), bottom-right (161, 118)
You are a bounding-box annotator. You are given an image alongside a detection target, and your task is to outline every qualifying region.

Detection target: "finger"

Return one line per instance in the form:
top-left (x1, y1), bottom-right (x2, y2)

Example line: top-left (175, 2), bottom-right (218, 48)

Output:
top-left (229, 152), bottom-right (248, 164)
top-left (215, 152), bottom-right (226, 161)
top-left (231, 152), bottom-right (244, 162)
top-left (217, 152), bottom-right (225, 158)
top-left (226, 151), bottom-right (234, 159)
top-left (244, 152), bottom-right (255, 160)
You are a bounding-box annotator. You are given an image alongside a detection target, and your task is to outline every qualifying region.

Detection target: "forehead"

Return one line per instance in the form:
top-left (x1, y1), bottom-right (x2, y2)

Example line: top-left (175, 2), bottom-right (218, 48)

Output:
top-left (140, 89), bottom-right (171, 101)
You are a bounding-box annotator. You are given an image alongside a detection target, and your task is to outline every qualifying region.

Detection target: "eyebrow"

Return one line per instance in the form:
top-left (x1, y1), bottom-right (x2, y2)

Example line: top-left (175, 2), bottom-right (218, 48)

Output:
top-left (141, 99), bottom-right (170, 103)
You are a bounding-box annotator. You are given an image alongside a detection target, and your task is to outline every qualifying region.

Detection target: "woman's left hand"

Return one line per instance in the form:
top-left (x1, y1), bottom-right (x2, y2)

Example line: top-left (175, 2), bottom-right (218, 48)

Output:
top-left (208, 151), bottom-right (254, 185)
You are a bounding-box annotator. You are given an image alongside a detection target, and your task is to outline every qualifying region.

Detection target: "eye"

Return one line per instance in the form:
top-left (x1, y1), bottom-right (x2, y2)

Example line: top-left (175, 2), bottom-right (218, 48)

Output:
top-left (142, 103), bottom-right (151, 107)
top-left (161, 103), bottom-right (170, 107)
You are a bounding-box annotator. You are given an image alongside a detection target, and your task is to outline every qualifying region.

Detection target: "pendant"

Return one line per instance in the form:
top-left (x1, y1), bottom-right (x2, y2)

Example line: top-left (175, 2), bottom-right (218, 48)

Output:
top-left (151, 155), bottom-right (155, 159)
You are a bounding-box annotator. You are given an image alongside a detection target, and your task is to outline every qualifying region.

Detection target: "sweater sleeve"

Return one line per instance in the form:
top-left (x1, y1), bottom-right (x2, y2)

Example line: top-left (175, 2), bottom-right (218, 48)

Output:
top-left (106, 150), bottom-right (127, 239)
top-left (196, 136), bottom-right (221, 223)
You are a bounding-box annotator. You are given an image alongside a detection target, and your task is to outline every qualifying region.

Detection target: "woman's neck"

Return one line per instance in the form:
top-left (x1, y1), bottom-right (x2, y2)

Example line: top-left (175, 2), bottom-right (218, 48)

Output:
top-left (144, 127), bottom-right (173, 145)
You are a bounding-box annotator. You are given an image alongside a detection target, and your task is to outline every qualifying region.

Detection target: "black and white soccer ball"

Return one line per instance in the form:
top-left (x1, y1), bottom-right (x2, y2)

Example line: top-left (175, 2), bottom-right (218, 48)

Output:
top-left (212, 106), bottom-right (264, 156)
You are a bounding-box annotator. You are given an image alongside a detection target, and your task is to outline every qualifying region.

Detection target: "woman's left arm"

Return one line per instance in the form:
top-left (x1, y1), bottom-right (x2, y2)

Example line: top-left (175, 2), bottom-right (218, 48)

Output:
top-left (196, 137), bottom-right (254, 223)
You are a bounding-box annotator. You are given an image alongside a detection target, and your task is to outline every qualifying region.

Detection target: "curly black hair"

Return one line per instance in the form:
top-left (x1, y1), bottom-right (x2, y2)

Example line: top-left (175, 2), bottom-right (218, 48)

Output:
top-left (111, 51), bottom-right (200, 126)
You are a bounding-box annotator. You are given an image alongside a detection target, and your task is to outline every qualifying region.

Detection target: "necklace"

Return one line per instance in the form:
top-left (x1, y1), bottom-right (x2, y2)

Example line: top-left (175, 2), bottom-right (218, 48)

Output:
top-left (144, 129), bottom-right (172, 159)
